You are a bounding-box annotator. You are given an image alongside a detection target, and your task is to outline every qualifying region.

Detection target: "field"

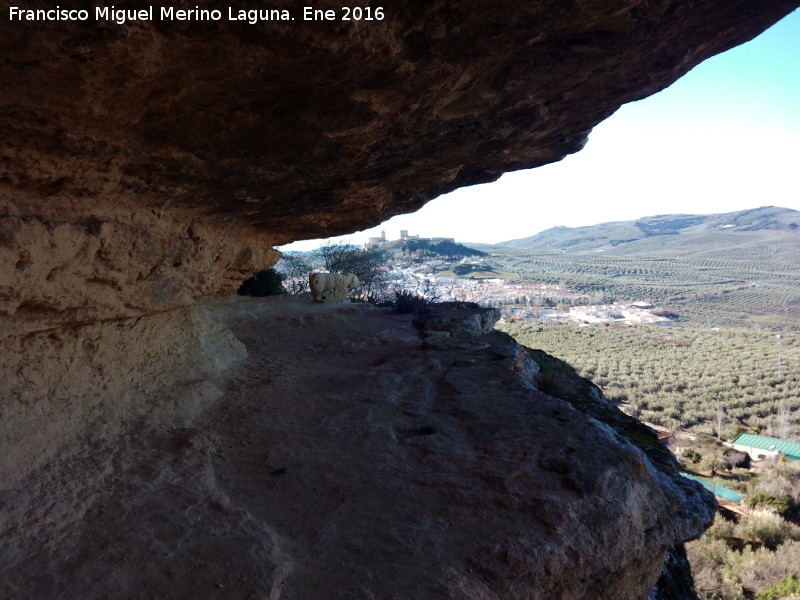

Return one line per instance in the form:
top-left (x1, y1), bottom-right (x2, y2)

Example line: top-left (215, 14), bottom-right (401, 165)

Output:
top-left (486, 248), bottom-right (800, 330)
top-left (428, 263), bottom-right (520, 281)
top-left (499, 322), bottom-right (800, 439)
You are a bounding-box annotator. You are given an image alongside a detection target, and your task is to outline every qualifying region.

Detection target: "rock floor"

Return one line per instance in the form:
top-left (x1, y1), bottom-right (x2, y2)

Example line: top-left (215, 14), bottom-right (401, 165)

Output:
top-left (1, 295), bottom-right (712, 600)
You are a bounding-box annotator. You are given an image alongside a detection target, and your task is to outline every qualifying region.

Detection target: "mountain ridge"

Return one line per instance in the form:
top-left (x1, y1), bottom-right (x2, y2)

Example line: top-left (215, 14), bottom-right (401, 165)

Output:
top-left (498, 206), bottom-right (800, 259)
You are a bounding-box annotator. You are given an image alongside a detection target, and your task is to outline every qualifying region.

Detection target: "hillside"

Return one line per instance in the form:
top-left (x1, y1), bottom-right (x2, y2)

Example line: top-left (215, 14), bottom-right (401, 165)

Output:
top-left (500, 206), bottom-right (800, 261)
top-left (489, 207), bottom-right (800, 329)
top-left (397, 238), bottom-right (487, 258)
top-left (485, 248), bottom-right (800, 329)
top-left (499, 321), bottom-right (800, 437)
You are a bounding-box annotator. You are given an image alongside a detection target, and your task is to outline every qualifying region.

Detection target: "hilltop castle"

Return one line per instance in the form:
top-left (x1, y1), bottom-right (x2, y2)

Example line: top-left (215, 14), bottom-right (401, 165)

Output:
top-left (366, 230), bottom-right (455, 250)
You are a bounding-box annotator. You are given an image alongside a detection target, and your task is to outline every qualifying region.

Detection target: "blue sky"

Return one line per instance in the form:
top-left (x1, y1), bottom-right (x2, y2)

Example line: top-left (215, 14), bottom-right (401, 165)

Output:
top-left (282, 10), bottom-right (800, 250)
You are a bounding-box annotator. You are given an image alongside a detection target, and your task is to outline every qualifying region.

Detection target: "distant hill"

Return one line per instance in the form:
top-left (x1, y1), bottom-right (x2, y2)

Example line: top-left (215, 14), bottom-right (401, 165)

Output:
top-left (404, 238), bottom-right (486, 257)
top-left (499, 206), bottom-right (800, 261)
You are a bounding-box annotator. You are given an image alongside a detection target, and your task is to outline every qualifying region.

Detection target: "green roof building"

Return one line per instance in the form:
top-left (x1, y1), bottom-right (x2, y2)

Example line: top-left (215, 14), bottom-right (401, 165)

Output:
top-left (730, 433), bottom-right (800, 462)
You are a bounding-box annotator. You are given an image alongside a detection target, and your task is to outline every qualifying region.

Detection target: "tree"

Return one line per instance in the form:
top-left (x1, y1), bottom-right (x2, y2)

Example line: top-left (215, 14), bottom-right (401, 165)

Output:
top-left (420, 278), bottom-right (441, 302)
top-left (590, 289), bottom-right (606, 305)
top-left (313, 242), bottom-right (389, 301)
top-left (714, 399), bottom-right (727, 440)
top-left (276, 253), bottom-right (313, 294)
top-left (317, 242), bottom-right (359, 273)
top-left (776, 398), bottom-right (794, 440)
top-left (699, 451), bottom-right (728, 476)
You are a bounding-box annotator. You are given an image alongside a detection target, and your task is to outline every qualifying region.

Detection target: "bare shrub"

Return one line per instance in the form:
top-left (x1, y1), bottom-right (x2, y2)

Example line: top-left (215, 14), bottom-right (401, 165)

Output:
top-left (276, 254), bottom-right (313, 294)
top-left (393, 291), bottom-right (431, 315)
top-left (734, 510), bottom-right (800, 549)
top-left (314, 242), bottom-right (388, 301)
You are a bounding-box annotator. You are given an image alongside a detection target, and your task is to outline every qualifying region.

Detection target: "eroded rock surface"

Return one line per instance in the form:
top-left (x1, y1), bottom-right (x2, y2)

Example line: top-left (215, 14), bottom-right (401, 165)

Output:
top-left (0, 212), bottom-right (280, 334)
top-left (1, 296), bottom-right (715, 599)
top-left (0, 303), bottom-right (245, 487)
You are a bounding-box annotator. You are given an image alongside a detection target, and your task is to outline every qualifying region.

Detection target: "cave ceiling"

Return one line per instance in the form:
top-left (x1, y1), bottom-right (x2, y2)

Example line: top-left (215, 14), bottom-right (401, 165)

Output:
top-left (2, 1), bottom-right (797, 246)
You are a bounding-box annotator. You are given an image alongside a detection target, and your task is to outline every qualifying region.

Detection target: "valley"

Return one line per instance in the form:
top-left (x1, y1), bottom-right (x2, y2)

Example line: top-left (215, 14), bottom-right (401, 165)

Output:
top-left (291, 206), bottom-right (800, 599)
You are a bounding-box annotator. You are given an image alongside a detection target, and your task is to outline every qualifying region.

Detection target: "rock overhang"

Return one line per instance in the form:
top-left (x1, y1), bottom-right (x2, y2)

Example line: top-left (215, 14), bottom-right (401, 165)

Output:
top-left (1, 0), bottom-right (798, 327)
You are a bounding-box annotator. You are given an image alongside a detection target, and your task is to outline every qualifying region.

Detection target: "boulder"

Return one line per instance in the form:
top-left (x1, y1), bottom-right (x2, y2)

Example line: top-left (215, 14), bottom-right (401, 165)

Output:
top-left (309, 272), bottom-right (359, 303)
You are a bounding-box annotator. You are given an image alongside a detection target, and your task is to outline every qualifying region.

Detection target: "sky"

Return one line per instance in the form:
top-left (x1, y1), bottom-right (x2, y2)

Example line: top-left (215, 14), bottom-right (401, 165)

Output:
top-left (282, 10), bottom-right (800, 251)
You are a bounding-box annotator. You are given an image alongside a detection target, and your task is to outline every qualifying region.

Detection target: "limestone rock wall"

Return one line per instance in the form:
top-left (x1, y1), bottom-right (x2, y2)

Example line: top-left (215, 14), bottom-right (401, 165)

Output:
top-left (0, 210), bottom-right (280, 335)
top-left (0, 303), bottom-right (246, 488)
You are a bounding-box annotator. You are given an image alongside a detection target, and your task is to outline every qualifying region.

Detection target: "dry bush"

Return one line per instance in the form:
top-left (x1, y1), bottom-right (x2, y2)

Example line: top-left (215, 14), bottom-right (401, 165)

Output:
top-left (689, 511), bottom-right (800, 600)
top-left (734, 510), bottom-right (800, 549)
top-left (748, 462), bottom-right (800, 516)
top-left (689, 537), bottom-right (800, 600)
top-left (725, 541), bottom-right (800, 598)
